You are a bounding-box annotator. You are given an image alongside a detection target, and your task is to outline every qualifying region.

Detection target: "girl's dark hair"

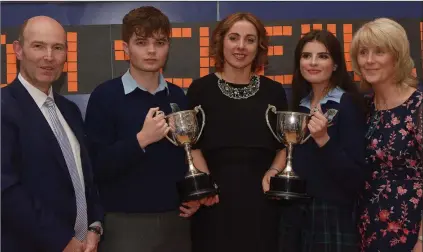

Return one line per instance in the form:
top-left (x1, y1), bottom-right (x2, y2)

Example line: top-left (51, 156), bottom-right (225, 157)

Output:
top-left (291, 30), bottom-right (363, 112)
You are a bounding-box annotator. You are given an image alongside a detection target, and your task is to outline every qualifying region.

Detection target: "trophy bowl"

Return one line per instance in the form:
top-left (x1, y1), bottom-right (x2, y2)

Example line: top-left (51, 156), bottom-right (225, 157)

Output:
top-left (165, 106), bottom-right (218, 202)
top-left (265, 105), bottom-right (311, 200)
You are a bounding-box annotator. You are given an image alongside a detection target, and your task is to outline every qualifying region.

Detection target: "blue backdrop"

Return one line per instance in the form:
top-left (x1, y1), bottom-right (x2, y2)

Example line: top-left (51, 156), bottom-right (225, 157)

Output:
top-left (1, 1), bottom-right (422, 117)
top-left (2, 2), bottom-right (422, 25)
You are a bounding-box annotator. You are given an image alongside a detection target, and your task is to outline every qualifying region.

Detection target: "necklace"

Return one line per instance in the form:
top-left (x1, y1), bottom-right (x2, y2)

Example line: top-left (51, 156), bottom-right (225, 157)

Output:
top-left (310, 86), bottom-right (331, 112)
top-left (374, 99), bottom-right (389, 111)
top-left (217, 73), bottom-right (260, 100)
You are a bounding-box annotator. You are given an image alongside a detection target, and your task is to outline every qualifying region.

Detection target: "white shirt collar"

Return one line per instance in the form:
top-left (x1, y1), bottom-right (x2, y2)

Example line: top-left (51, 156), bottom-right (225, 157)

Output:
top-left (299, 87), bottom-right (345, 109)
top-left (121, 69), bottom-right (169, 95)
top-left (18, 73), bottom-right (54, 109)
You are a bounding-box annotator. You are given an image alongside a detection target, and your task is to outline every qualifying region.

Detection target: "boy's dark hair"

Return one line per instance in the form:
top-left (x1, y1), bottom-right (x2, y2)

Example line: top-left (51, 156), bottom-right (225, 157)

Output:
top-left (122, 6), bottom-right (171, 43)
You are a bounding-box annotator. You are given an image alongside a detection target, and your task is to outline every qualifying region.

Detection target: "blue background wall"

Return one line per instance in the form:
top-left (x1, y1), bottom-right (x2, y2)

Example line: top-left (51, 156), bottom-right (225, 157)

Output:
top-left (1, 1), bottom-right (422, 117)
top-left (2, 2), bottom-right (422, 25)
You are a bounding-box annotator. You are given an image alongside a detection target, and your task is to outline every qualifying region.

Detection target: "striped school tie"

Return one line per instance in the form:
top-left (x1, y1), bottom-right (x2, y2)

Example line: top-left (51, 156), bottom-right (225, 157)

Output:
top-left (44, 97), bottom-right (88, 241)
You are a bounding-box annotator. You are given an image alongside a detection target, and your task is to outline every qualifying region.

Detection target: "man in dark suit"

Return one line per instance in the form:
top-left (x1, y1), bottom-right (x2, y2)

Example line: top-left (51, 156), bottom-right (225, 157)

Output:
top-left (1, 16), bottom-right (103, 252)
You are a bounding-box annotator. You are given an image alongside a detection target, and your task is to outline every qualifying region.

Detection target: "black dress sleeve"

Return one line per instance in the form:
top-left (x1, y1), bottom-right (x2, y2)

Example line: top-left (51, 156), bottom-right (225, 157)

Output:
top-left (274, 82), bottom-right (289, 111)
top-left (186, 79), bottom-right (204, 149)
top-left (186, 79), bottom-right (202, 110)
top-left (269, 80), bottom-right (289, 150)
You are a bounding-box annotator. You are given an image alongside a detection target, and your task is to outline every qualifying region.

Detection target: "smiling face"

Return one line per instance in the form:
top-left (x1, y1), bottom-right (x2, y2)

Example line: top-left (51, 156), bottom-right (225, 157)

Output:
top-left (350, 18), bottom-right (417, 90)
top-left (13, 16), bottom-right (67, 90)
top-left (222, 20), bottom-right (258, 72)
top-left (356, 45), bottom-right (396, 86)
top-left (299, 40), bottom-right (335, 87)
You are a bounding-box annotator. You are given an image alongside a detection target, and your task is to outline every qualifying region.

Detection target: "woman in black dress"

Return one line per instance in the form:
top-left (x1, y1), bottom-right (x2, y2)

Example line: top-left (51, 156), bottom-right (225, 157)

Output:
top-left (187, 12), bottom-right (288, 252)
top-left (351, 18), bottom-right (423, 252)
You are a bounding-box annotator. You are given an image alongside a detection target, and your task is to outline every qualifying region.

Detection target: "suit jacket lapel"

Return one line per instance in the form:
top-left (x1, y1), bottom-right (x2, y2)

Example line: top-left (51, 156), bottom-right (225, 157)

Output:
top-left (10, 81), bottom-right (73, 184)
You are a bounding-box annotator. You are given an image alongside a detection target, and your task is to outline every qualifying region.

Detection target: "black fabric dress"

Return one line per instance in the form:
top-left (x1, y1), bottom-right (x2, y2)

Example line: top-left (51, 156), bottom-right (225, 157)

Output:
top-left (358, 90), bottom-right (423, 252)
top-left (186, 73), bottom-right (288, 252)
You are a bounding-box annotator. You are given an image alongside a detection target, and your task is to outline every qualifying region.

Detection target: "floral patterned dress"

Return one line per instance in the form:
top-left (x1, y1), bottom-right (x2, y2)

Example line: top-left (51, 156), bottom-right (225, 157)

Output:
top-left (358, 90), bottom-right (423, 252)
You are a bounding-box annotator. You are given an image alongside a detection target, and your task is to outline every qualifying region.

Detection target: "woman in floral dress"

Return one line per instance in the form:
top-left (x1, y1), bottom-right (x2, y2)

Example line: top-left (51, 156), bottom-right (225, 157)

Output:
top-left (350, 18), bottom-right (423, 252)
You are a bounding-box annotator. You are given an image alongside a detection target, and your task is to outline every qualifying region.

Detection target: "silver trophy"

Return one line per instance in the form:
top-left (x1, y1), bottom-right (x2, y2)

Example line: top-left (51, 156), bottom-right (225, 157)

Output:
top-left (265, 105), bottom-right (310, 200)
top-left (265, 105), bottom-right (338, 200)
top-left (165, 105), bottom-right (218, 202)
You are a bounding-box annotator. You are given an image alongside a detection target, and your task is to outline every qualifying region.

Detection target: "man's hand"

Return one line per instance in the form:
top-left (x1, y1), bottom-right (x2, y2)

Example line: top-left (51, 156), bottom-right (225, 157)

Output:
top-left (179, 200), bottom-right (201, 218)
top-left (137, 107), bottom-right (170, 148)
top-left (84, 231), bottom-right (100, 252)
top-left (63, 237), bottom-right (85, 252)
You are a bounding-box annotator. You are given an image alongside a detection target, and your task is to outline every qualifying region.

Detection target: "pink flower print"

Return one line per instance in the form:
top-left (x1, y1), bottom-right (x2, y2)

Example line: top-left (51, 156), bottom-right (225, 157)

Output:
top-left (417, 189), bottom-right (422, 198)
top-left (414, 182), bottom-right (422, 190)
top-left (405, 115), bottom-right (413, 122)
top-left (399, 236), bottom-right (407, 243)
top-left (379, 210), bottom-right (390, 222)
top-left (399, 129), bottom-right (407, 137)
top-left (406, 122), bottom-right (414, 131)
top-left (387, 221), bottom-right (401, 233)
top-left (391, 116), bottom-right (400, 125)
top-left (416, 134), bottom-right (422, 142)
top-left (387, 155), bottom-right (394, 161)
top-left (397, 186), bottom-right (407, 196)
top-left (410, 197), bottom-right (419, 205)
top-left (365, 181), bottom-right (371, 189)
top-left (403, 229), bottom-right (409, 235)
top-left (407, 159), bottom-right (417, 167)
top-left (371, 139), bottom-right (378, 148)
top-left (376, 149), bottom-right (384, 159)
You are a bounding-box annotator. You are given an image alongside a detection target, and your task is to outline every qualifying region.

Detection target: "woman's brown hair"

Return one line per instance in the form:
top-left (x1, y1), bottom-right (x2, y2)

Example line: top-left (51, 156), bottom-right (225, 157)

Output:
top-left (210, 12), bottom-right (269, 73)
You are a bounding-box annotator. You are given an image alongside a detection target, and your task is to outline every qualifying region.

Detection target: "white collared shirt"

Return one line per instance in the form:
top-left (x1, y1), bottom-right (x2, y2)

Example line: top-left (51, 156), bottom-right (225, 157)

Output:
top-left (121, 69), bottom-right (169, 95)
top-left (299, 87), bottom-right (345, 109)
top-left (18, 73), bottom-right (85, 189)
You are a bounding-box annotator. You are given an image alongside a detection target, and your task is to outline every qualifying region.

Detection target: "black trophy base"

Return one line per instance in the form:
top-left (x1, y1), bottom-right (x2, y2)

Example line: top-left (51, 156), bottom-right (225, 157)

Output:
top-left (177, 172), bottom-right (218, 202)
top-left (265, 175), bottom-right (310, 200)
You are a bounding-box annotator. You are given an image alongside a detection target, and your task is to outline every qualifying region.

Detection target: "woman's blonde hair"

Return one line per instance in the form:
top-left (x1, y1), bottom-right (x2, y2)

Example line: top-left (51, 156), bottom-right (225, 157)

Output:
top-left (350, 18), bottom-right (417, 91)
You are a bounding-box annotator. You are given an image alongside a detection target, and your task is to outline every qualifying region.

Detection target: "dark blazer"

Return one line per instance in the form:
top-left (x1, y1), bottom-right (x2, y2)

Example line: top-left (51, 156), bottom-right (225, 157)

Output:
top-left (1, 79), bottom-right (103, 252)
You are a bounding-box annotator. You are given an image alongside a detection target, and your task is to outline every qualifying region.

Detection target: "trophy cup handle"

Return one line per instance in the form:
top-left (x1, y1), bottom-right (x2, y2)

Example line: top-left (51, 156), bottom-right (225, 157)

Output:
top-left (300, 133), bottom-right (311, 144)
top-left (165, 134), bottom-right (179, 146)
top-left (163, 112), bottom-right (179, 146)
top-left (265, 104), bottom-right (282, 143)
top-left (194, 105), bottom-right (206, 143)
